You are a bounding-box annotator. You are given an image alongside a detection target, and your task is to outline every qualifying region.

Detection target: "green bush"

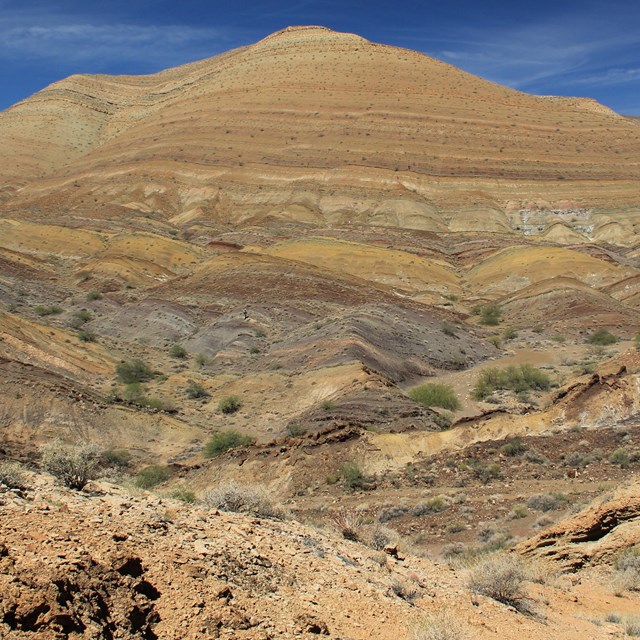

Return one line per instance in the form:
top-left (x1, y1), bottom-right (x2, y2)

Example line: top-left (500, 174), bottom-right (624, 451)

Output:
top-left (203, 430), bottom-right (253, 458)
top-left (341, 461), bottom-right (366, 491)
top-left (86, 290), bottom-right (103, 301)
top-left (409, 383), bottom-right (460, 411)
top-left (476, 302), bottom-right (501, 326)
top-left (35, 305), bottom-right (63, 316)
top-left (116, 359), bottom-right (155, 384)
top-left (609, 447), bottom-right (630, 468)
top-left (500, 437), bottom-right (527, 457)
top-left (101, 449), bottom-right (132, 469)
top-left (218, 395), bottom-right (241, 414)
top-left (412, 496), bottom-right (449, 516)
top-left (78, 330), bottom-right (97, 342)
top-left (473, 364), bottom-right (551, 400)
top-left (503, 327), bottom-right (518, 340)
top-left (169, 344), bottom-right (188, 358)
top-left (286, 423), bottom-right (307, 437)
top-left (134, 465), bottom-right (173, 489)
top-left (635, 333), bottom-right (640, 350)
top-left (588, 328), bottom-right (618, 345)
top-left (185, 380), bottom-right (208, 399)
top-left (70, 309), bottom-right (92, 329)
top-left (170, 486), bottom-right (197, 503)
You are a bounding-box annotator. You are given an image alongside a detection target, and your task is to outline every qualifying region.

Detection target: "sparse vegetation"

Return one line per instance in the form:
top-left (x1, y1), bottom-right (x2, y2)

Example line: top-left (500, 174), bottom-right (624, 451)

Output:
top-left (218, 395), bottom-right (241, 414)
top-left (321, 400), bottom-right (336, 411)
top-left (203, 481), bottom-right (281, 518)
top-left (527, 493), bottom-right (567, 512)
top-left (285, 422), bottom-right (307, 437)
top-left (474, 302), bottom-right (501, 326)
top-left (609, 447), bottom-right (630, 468)
top-left (86, 290), bottom-right (103, 301)
top-left (34, 305), bottom-right (63, 316)
top-left (366, 523), bottom-right (398, 550)
top-left (412, 496), bottom-right (449, 515)
top-left (169, 343), bottom-right (188, 358)
top-left (116, 359), bottom-right (155, 384)
top-left (613, 546), bottom-right (640, 593)
top-left (185, 380), bottom-right (208, 399)
top-left (203, 430), bottom-right (253, 458)
top-left (170, 486), bottom-right (197, 503)
top-left (134, 465), bottom-right (173, 489)
top-left (41, 442), bottom-right (102, 490)
top-left (411, 612), bottom-right (467, 640)
top-left (588, 328), bottom-right (618, 345)
top-left (340, 461), bottom-right (366, 491)
top-left (500, 437), bottom-right (527, 457)
top-left (332, 510), bottom-right (365, 541)
top-left (441, 321), bottom-right (456, 336)
top-left (390, 579), bottom-right (419, 602)
top-left (0, 461), bottom-right (28, 489)
top-left (503, 327), bottom-right (518, 340)
top-left (101, 449), bottom-right (132, 469)
top-left (408, 383), bottom-right (460, 411)
top-left (468, 553), bottom-right (532, 613)
top-left (472, 364), bottom-right (551, 400)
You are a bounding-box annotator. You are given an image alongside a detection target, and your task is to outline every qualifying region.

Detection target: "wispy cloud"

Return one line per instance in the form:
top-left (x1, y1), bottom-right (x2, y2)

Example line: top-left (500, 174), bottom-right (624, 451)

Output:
top-left (0, 12), bottom-right (247, 70)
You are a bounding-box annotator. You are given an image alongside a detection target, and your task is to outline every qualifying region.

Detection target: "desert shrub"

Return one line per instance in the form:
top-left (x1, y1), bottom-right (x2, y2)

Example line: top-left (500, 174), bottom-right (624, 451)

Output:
top-left (195, 353), bottom-right (208, 367)
top-left (625, 616), bottom-right (640, 637)
top-left (285, 422), bottom-right (307, 437)
top-left (526, 493), bottom-right (566, 512)
top-left (408, 383), bottom-right (460, 411)
top-left (588, 328), bottom-right (618, 345)
top-left (552, 334), bottom-right (566, 343)
top-left (0, 461), bottom-right (28, 489)
top-left (101, 449), bottom-right (132, 469)
top-left (468, 553), bottom-right (531, 613)
top-left (412, 496), bottom-right (449, 516)
top-left (35, 305), bottom-right (63, 316)
top-left (41, 442), bottom-right (102, 490)
top-left (471, 462), bottom-right (501, 484)
top-left (500, 437), bottom-right (526, 457)
top-left (411, 612), bottom-right (468, 640)
top-left (377, 505), bottom-right (409, 522)
top-left (169, 344), bottom-right (187, 358)
top-left (367, 523), bottom-right (398, 550)
top-left (635, 333), bottom-right (640, 350)
top-left (321, 400), bottom-right (336, 411)
top-left (341, 461), bottom-right (366, 491)
top-left (69, 309), bottom-right (92, 329)
top-left (478, 302), bottom-right (501, 326)
top-left (390, 579), bottom-right (419, 602)
top-left (441, 321), bottom-right (456, 337)
top-left (185, 380), bottom-right (208, 399)
top-left (170, 486), bottom-right (197, 503)
top-left (203, 430), bottom-right (253, 458)
top-left (218, 395), bottom-right (241, 414)
top-left (203, 481), bottom-right (281, 518)
top-left (472, 364), bottom-right (551, 400)
top-left (508, 504), bottom-right (529, 520)
top-left (134, 465), bottom-right (173, 489)
top-left (86, 290), bottom-right (103, 301)
top-left (116, 359), bottom-right (155, 384)
top-left (78, 330), bottom-right (96, 342)
top-left (609, 448), bottom-right (630, 468)
top-left (613, 546), bottom-right (640, 593)
top-left (503, 327), bottom-right (518, 340)
top-left (332, 510), bottom-right (365, 541)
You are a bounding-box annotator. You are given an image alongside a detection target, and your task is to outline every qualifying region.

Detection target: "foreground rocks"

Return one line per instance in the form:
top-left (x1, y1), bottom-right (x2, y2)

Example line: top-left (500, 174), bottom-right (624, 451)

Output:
top-left (1, 473), bottom-right (639, 639)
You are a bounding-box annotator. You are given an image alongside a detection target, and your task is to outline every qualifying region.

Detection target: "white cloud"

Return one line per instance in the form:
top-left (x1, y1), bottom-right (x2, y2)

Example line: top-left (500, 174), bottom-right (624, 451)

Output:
top-left (0, 14), bottom-right (245, 69)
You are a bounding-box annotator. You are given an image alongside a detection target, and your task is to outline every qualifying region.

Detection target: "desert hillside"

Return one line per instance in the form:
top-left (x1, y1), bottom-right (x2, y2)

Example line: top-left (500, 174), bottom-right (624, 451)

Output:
top-left (1, 25), bottom-right (639, 640)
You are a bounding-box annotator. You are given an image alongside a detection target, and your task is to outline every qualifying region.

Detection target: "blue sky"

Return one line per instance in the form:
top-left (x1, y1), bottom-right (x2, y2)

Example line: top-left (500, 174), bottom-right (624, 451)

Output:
top-left (1, 0), bottom-right (639, 114)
